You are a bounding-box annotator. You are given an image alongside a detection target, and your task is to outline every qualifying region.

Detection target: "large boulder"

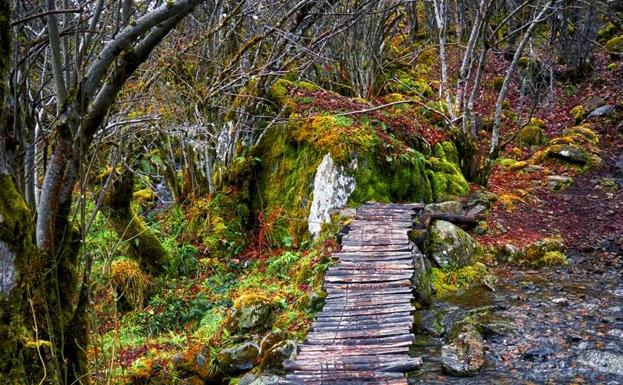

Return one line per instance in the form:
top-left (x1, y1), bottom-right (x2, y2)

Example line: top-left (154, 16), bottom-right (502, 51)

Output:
top-left (308, 153), bottom-right (356, 238)
top-left (441, 323), bottom-right (485, 376)
top-left (424, 220), bottom-right (482, 269)
top-left (229, 294), bottom-right (274, 332)
top-left (218, 341), bottom-right (260, 374)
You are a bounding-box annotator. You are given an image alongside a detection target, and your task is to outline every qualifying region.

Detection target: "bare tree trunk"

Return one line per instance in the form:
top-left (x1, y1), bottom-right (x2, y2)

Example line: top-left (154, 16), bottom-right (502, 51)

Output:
top-left (489, 0), bottom-right (553, 158)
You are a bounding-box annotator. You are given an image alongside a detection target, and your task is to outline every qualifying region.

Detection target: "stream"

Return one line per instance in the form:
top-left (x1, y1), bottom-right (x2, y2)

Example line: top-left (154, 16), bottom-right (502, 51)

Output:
top-left (409, 249), bottom-right (623, 384)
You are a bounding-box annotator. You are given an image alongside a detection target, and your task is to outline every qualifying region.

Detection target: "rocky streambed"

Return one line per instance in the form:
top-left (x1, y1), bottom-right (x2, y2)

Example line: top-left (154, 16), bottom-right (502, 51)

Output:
top-left (409, 249), bottom-right (623, 384)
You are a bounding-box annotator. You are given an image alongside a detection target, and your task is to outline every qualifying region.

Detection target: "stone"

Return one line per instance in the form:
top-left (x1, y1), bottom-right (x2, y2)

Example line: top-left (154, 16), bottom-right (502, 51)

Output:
top-left (547, 175), bottom-right (573, 192)
top-left (308, 154), bottom-right (356, 238)
top-left (441, 323), bottom-right (485, 376)
top-left (583, 96), bottom-right (605, 113)
top-left (415, 310), bottom-right (444, 337)
top-left (466, 191), bottom-right (498, 209)
top-left (412, 245), bottom-right (433, 305)
top-left (546, 144), bottom-right (590, 164)
top-left (578, 350), bottom-right (623, 376)
top-left (259, 340), bottom-right (298, 371)
top-left (424, 220), bottom-right (482, 268)
top-left (517, 125), bottom-right (546, 146)
top-left (230, 294), bottom-right (274, 332)
top-left (423, 201), bottom-right (464, 216)
top-left (239, 373), bottom-right (283, 385)
top-left (587, 104), bottom-right (615, 119)
top-left (217, 341), bottom-right (260, 373)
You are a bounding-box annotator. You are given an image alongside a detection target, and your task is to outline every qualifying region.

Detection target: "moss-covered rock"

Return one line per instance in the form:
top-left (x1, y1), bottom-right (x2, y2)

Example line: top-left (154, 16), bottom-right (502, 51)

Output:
top-left (424, 220), bottom-right (483, 269)
top-left (227, 294), bottom-right (274, 332)
top-left (571, 105), bottom-right (587, 124)
top-left (605, 35), bottom-right (623, 55)
top-left (441, 323), bottom-right (485, 377)
top-left (501, 237), bottom-right (568, 267)
top-left (429, 263), bottom-right (488, 298)
top-left (217, 341), bottom-right (260, 374)
top-left (517, 125), bottom-right (546, 146)
top-left (426, 157), bottom-right (470, 202)
top-left (598, 23), bottom-right (619, 42)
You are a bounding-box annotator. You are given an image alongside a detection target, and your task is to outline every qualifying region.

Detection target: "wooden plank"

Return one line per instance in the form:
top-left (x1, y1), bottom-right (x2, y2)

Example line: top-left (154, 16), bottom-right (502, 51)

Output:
top-left (324, 280), bottom-right (412, 291)
top-left (285, 204), bottom-right (421, 383)
top-left (285, 357), bottom-right (422, 372)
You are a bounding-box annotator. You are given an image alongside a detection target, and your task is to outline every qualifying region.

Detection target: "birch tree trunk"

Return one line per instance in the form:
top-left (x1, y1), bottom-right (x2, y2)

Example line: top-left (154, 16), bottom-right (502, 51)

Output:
top-left (489, 0), bottom-right (553, 158)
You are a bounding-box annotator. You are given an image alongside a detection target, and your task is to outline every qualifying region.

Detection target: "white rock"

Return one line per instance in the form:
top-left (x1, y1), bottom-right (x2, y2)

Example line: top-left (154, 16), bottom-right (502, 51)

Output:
top-left (308, 154), bottom-right (356, 238)
top-left (0, 241), bottom-right (16, 296)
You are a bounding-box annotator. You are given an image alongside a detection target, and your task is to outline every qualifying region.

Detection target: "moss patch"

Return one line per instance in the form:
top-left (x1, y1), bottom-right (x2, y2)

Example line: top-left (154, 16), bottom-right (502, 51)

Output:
top-left (429, 262), bottom-right (488, 298)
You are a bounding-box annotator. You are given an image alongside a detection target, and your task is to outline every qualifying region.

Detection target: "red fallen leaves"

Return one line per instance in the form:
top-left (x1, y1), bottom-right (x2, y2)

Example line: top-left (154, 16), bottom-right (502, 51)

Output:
top-left (476, 51), bottom-right (623, 251)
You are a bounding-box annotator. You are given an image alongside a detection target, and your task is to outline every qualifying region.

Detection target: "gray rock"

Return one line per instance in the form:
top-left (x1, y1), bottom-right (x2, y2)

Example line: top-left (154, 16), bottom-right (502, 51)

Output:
top-left (415, 310), bottom-right (445, 337)
top-left (231, 296), bottom-right (274, 332)
top-left (547, 145), bottom-right (590, 164)
top-left (412, 245), bottom-right (433, 305)
top-left (441, 323), bottom-right (485, 376)
top-left (424, 201), bottom-right (464, 216)
top-left (424, 220), bottom-right (482, 268)
top-left (218, 341), bottom-right (260, 373)
top-left (239, 373), bottom-right (283, 385)
top-left (308, 154), bottom-right (356, 238)
top-left (547, 175), bottom-right (573, 192)
top-left (578, 350), bottom-right (623, 376)
top-left (259, 340), bottom-right (298, 371)
top-left (588, 104), bottom-right (615, 119)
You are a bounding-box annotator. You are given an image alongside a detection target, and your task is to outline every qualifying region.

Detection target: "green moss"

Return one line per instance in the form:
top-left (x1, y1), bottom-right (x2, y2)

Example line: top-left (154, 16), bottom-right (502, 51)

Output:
top-left (562, 125), bottom-right (599, 144)
top-left (497, 158), bottom-right (517, 168)
top-left (349, 150), bottom-right (433, 205)
top-left (268, 79), bottom-right (320, 114)
top-left (598, 23), bottom-right (619, 41)
top-left (419, 100), bottom-right (449, 125)
top-left (252, 125), bottom-right (324, 239)
top-left (570, 105), bottom-right (587, 123)
top-left (292, 114), bottom-right (379, 163)
top-left (426, 157), bottom-right (470, 202)
top-left (429, 262), bottom-right (488, 298)
top-left (187, 192), bottom-right (249, 259)
top-left (487, 76), bottom-right (505, 91)
top-left (605, 35), bottom-right (623, 53)
top-left (515, 237), bottom-right (568, 267)
top-left (517, 125), bottom-right (546, 146)
top-left (0, 175), bottom-right (35, 384)
top-left (384, 69), bottom-right (433, 97)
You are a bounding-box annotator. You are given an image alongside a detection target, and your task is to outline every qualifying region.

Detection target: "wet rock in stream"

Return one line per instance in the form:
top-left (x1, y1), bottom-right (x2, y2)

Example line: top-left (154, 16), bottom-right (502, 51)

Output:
top-left (441, 324), bottom-right (485, 376)
top-left (409, 250), bottom-right (623, 384)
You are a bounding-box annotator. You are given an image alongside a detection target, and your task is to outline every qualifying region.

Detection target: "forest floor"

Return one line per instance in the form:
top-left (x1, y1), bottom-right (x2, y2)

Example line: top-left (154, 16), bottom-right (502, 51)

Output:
top-left (410, 57), bottom-right (623, 384)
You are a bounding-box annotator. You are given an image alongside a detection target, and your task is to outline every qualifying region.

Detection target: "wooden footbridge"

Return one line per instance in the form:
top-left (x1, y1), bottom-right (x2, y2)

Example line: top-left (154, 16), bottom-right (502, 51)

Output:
top-left (285, 203), bottom-right (423, 385)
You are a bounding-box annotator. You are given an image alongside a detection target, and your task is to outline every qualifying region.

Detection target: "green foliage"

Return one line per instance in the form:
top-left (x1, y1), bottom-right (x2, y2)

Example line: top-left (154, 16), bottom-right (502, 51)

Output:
top-left (186, 192), bottom-right (249, 259)
top-left (384, 69), bottom-right (433, 97)
top-left (165, 243), bottom-right (201, 277)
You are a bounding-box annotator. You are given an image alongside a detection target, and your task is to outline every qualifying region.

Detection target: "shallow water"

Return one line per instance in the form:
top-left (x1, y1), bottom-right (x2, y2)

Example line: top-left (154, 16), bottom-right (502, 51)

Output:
top-left (409, 251), bottom-right (623, 384)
